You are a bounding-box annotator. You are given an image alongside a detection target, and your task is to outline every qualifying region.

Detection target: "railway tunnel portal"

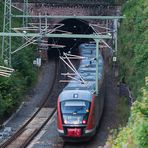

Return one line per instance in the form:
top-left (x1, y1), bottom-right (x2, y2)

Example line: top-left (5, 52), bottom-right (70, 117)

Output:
top-left (17, 1), bottom-right (116, 57)
top-left (47, 18), bottom-right (94, 56)
top-left (20, 2), bottom-right (118, 58)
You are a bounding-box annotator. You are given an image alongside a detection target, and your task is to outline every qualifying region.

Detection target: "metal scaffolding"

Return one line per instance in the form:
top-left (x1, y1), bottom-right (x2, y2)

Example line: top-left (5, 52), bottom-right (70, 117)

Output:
top-left (0, 0), bottom-right (124, 94)
top-left (2, 0), bottom-right (12, 66)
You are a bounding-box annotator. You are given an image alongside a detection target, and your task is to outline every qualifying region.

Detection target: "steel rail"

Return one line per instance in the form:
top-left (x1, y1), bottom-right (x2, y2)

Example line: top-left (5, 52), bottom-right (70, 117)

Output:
top-left (22, 108), bottom-right (56, 148)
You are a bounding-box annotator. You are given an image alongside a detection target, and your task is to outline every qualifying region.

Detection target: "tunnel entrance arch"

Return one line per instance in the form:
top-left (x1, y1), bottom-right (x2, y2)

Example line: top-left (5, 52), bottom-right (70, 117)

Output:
top-left (47, 18), bottom-right (95, 57)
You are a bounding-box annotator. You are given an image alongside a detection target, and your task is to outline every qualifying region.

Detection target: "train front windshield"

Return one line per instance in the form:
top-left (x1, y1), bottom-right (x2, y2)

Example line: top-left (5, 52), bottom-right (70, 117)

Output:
top-left (61, 100), bottom-right (90, 125)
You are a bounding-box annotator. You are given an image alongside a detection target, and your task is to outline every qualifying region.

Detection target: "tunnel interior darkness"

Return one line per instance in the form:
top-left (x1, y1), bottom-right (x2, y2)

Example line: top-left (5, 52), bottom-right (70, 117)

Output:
top-left (48, 18), bottom-right (95, 56)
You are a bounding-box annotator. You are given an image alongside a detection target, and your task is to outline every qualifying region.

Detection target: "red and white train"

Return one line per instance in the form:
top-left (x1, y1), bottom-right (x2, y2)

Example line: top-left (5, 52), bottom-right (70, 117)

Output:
top-left (57, 43), bottom-right (105, 141)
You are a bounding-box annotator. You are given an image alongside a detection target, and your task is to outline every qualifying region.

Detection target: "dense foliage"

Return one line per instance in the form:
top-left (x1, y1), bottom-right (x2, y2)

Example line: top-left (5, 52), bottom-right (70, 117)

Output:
top-left (0, 3), bottom-right (37, 122)
top-left (118, 0), bottom-right (148, 96)
top-left (108, 0), bottom-right (148, 147)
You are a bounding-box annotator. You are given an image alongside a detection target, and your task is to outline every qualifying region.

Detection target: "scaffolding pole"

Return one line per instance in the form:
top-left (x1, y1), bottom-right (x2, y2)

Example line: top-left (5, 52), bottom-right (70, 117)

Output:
top-left (114, 18), bottom-right (118, 53)
top-left (23, 0), bottom-right (28, 28)
top-left (2, 0), bottom-right (12, 66)
top-left (95, 39), bottom-right (100, 95)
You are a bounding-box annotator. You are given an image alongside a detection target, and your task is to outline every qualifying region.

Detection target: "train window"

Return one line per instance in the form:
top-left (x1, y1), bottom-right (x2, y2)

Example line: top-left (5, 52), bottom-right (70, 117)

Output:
top-left (63, 115), bottom-right (83, 124)
top-left (60, 100), bottom-right (90, 125)
top-left (64, 101), bottom-right (85, 107)
top-left (61, 100), bottom-right (89, 114)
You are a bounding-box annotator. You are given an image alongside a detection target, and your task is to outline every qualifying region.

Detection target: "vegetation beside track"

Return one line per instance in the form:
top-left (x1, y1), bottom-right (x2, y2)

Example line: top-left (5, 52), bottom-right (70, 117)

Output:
top-left (0, 3), bottom-right (37, 124)
top-left (108, 0), bottom-right (148, 147)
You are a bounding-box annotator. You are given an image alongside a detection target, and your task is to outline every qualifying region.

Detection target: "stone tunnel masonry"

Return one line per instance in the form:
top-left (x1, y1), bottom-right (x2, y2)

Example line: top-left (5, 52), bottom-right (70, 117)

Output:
top-left (29, 3), bottom-right (105, 16)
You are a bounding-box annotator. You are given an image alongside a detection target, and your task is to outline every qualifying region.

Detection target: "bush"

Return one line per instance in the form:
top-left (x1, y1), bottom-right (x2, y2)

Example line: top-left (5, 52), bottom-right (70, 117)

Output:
top-left (108, 87), bottom-right (148, 147)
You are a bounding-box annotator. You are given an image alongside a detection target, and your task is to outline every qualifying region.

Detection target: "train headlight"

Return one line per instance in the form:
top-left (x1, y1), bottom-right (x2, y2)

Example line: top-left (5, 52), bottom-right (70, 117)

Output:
top-left (82, 119), bottom-right (87, 124)
top-left (86, 109), bottom-right (89, 113)
top-left (64, 120), bottom-right (68, 124)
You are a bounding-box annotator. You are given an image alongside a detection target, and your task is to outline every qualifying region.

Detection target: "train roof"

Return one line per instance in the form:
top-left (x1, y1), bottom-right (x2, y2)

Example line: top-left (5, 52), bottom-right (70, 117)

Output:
top-left (59, 43), bottom-right (104, 102)
top-left (59, 89), bottom-right (93, 102)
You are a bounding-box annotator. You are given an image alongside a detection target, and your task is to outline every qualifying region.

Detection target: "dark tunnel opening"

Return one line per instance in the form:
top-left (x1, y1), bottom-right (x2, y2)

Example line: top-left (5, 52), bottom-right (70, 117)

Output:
top-left (47, 19), bottom-right (95, 57)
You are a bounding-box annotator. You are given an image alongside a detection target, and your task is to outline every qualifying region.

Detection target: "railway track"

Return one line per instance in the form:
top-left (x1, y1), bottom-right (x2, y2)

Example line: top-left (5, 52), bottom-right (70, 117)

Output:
top-left (0, 59), bottom-right (58, 148)
top-left (2, 108), bottom-right (56, 148)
